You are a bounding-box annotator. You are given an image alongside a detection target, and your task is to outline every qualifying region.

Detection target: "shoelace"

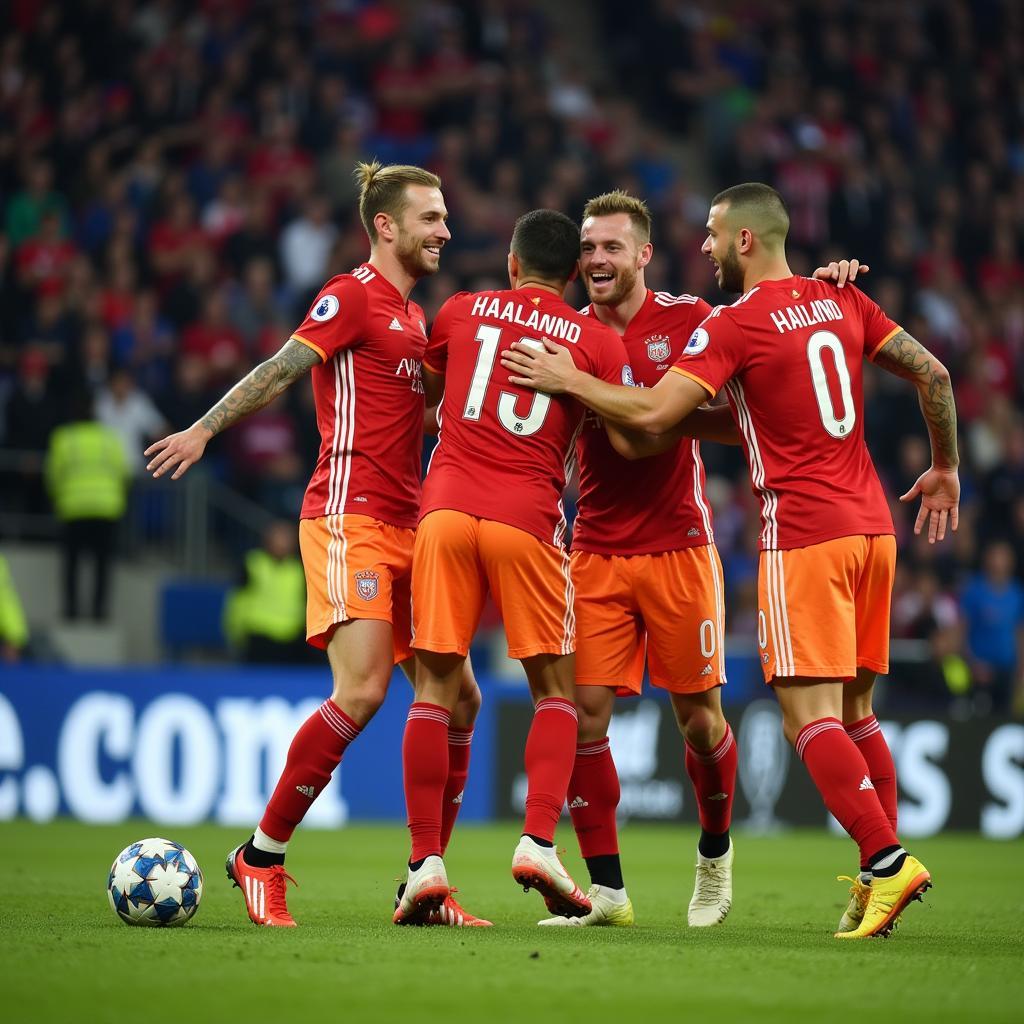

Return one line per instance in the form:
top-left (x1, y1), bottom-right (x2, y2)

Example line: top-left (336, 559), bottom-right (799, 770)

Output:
top-left (692, 861), bottom-right (727, 902)
top-left (263, 864), bottom-right (297, 919)
top-left (837, 874), bottom-right (871, 905)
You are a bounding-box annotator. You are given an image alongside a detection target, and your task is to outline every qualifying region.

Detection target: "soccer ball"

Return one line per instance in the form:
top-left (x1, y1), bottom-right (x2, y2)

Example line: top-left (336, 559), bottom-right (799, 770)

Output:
top-left (107, 837), bottom-right (204, 926)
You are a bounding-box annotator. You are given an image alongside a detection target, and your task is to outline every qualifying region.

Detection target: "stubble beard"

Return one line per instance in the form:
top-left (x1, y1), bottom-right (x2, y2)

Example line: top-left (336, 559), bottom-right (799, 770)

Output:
top-left (588, 263), bottom-right (638, 307)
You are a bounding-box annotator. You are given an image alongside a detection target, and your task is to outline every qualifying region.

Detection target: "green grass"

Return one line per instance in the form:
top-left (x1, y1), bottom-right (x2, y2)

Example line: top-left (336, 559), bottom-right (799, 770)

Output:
top-left (1, 820), bottom-right (1021, 1023)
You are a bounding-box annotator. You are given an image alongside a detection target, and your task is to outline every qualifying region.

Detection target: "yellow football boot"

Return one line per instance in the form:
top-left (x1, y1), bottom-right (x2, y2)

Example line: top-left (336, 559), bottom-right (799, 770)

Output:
top-left (835, 855), bottom-right (931, 939)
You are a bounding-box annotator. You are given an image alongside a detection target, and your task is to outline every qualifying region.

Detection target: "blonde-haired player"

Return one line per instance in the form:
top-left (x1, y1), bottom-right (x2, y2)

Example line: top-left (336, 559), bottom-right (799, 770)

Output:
top-left (146, 162), bottom-right (490, 928)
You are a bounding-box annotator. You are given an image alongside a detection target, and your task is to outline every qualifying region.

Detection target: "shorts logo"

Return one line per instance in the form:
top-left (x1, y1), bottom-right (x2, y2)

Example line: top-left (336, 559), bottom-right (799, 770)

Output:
top-left (684, 327), bottom-right (710, 355)
top-left (354, 570), bottom-right (380, 600)
top-left (646, 335), bottom-right (671, 362)
top-left (311, 295), bottom-right (339, 321)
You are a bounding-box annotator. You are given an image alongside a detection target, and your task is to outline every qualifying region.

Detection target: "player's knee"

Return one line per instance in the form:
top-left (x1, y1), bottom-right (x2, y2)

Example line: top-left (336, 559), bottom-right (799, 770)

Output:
top-left (679, 704), bottom-right (725, 750)
top-left (455, 680), bottom-right (482, 722)
top-left (330, 672), bottom-right (390, 724)
top-left (576, 704), bottom-right (610, 743)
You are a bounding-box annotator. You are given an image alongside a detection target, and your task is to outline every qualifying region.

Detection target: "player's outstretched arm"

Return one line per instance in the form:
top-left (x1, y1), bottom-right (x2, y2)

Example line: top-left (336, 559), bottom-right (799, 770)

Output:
top-left (873, 329), bottom-right (960, 543)
top-left (145, 339), bottom-right (320, 480)
top-left (811, 258), bottom-right (869, 289)
top-left (501, 337), bottom-right (706, 433)
top-left (605, 404), bottom-right (740, 460)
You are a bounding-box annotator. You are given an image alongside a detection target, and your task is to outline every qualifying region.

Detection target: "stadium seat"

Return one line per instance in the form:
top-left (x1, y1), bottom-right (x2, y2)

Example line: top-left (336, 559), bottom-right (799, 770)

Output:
top-left (160, 579), bottom-right (230, 660)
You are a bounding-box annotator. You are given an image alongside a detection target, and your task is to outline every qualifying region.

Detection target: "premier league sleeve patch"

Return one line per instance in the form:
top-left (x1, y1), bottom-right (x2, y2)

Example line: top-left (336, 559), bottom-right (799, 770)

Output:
top-left (622, 365), bottom-right (637, 386)
top-left (684, 327), bottom-right (710, 355)
top-left (311, 294), bottom-right (340, 322)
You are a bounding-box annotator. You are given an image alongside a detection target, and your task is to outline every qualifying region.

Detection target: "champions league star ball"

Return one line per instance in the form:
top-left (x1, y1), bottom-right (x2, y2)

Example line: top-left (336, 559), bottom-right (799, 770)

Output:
top-left (107, 838), bottom-right (204, 926)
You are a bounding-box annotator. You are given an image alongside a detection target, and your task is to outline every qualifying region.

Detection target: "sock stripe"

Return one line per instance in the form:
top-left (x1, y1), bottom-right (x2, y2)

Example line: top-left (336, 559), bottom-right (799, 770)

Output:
top-left (407, 706), bottom-right (452, 726)
top-left (686, 725), bottom-right (734, 765)
top-left (318, 701), bottom-right (360, 742)
top-left (447, 728), bottom-right (474, 746)
top-left (535, 697), bottom-right (578, 721)
top-left (795, 718), bottom-right (845, 761)
top-left (846, 716), bottom-right (881, 742)
top-left (576, 738), bottom-right (610, 757)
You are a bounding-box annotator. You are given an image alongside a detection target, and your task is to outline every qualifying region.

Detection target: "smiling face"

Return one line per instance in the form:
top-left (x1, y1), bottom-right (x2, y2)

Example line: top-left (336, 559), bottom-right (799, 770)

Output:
top-left (391, 184), bottom-right (450, 278)
top-left (701, 202), bottom-right (745, 293)
top-left (579, 212), bottom-right (651, 307)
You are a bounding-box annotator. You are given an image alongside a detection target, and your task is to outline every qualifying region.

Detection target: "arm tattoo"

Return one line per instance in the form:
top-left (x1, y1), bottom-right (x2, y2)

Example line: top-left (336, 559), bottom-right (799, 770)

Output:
top-left (874, 329), bottom-right (959, 467)
top-left (200, 339), bottom-right (320, 436)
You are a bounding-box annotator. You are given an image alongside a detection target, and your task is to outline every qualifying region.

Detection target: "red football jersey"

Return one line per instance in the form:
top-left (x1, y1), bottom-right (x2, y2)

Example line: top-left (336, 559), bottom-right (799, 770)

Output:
top-left (422, 287), bottom-right (630, 546)
top-left (291, 263), bottom-right (428, 528)
top-left (671, 276), bottom-right (900, 550)
top-left (573, 290), bottom-right (716, 556)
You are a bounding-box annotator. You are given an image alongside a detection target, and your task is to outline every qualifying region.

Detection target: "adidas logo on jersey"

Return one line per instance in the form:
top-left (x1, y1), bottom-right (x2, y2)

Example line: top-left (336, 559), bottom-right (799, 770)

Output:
top-left (700, 664), bottom-right (714, 676)
top-left (388, 317), bottom-right (403, 331)
top-left (295, 784), bottom-right (316, 798)
top-left (688, 527), bottom-right (701, 537)
top-left (858, 776), bottom-right (875, 791)
top-left (569, 796), bottom-right (589, 809)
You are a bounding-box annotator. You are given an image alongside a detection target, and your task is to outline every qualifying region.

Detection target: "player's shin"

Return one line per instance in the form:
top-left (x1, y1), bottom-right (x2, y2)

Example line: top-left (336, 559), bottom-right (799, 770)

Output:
top-left (684, 724), bottom-right (737, 859)
top-left (440, 726), bottom-right (473, 854)
top-left (254, 699), bottom-right (361, 858)
top-left (568, 737), bottom-right (623, 886)
top-left (795, 718), bottom-right (899, 868)
top-left (523, 697), bottom-right (579, 841)
top-left (403, 702), bottom-right (452, 863)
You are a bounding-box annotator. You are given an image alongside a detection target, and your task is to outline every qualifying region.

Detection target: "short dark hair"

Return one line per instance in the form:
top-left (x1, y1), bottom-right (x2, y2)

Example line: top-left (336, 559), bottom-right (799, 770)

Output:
top-left (710, 183), bottom-right (790, 248)
top-left (510, 209), bottom-right (581, 283)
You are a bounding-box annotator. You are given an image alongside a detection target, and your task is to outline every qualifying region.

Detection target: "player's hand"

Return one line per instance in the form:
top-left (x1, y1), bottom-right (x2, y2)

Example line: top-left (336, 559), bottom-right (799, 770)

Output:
top-left (899, 465), bottom-right (960, 543)
top-left (812, 259), bottom-right (869, 288)
top-left (500, 336), bottom-right (577, 394)
top-left (144, 423), bottom-right (212, 480)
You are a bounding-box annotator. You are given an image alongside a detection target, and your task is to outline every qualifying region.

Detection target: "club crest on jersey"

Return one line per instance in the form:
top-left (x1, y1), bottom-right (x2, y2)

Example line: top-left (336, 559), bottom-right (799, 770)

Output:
top-left (684, 327), bottom-right (710, 355)
top-left (646, 335), bottom-right (671, 362)
top-left (354, 570), bottom-right (379, 600)
top-left (311, 294), bottom-right (339, 321)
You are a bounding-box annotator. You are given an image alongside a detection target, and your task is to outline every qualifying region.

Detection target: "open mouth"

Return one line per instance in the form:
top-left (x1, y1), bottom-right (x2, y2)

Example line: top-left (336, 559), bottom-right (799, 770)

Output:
top-left (424, 243), bottom-right (443, 256)
top-left (589, 272), bottom-right (614, 287)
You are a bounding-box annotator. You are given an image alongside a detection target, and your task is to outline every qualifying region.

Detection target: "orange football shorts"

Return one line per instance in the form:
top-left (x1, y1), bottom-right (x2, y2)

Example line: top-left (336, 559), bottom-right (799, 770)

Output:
top-left (299, 513), bottom-right (413, 662)
top-left (412, 509), bottom-right (574, 659)
top-left (757, 533), bottom-right (896, 683)
top-left (572, 545), bottom-right (727, 695)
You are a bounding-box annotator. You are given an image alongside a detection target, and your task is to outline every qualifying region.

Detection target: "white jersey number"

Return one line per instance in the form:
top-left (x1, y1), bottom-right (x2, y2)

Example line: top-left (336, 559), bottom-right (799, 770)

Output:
top-left (463, 324), bottom-right (552, 437)
top-left (806, 330), bottom-right (856, 439)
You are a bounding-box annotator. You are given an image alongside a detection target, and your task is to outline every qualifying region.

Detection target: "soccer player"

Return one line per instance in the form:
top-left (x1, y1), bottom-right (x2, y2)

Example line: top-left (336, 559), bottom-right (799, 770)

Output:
top-left (393, 209), bottom-right (633, 924)
top-left (545, 191), bottom-right (740, 929)
top-left (502, 182), bottom-right (959, 939)
top-left (145, 161), bottom-right (489, 928)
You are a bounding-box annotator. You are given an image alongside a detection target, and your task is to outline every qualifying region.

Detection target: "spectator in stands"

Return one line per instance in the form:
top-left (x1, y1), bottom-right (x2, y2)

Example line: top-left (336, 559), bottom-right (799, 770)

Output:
top-left (95, 366), bottom-right (169, 475)
top-left (45, 390), bottom-right (129, 620)
top-left (960, 541), bottom-right (1024, 715)
top-left (278, 194), bottom-right (338, 299)
top-left (223, 520), bottom-right (309, 664)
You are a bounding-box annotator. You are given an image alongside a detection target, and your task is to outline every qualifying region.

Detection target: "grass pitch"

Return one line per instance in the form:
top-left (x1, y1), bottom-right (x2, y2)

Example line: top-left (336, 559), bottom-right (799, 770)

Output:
top-left (1, 820), bottom-right (1021, 1023)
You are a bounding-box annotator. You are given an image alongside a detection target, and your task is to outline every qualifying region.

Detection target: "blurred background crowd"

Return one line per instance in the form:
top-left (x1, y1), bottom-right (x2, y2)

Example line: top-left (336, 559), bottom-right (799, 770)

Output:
top-left (0, 0), bottom-right (1021, 715)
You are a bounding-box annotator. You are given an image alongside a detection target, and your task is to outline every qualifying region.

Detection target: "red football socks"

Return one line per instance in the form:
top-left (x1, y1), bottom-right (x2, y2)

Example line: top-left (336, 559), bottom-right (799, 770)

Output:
top-left (440, 726), bottom-right (473, 854)
top-left (403, 702), bottom-right (451, 863)
top-left (796, 717), bottom-right (899, 865)
top-left (685, 724), bottom-right (737, 836)
top-left (523, 697), bottom-right (579, 842)
top-left (846, 714), bottom-right (898, 831)
top-left (567, 737), bottom-right (621, 857)
top-left (259, 699), bottom-right (360, 842)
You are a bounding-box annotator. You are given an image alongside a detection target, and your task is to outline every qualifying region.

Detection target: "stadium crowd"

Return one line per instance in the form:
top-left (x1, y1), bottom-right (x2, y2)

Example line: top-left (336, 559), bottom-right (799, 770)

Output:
top-left (0, 0), bottom-right (1021, 713)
